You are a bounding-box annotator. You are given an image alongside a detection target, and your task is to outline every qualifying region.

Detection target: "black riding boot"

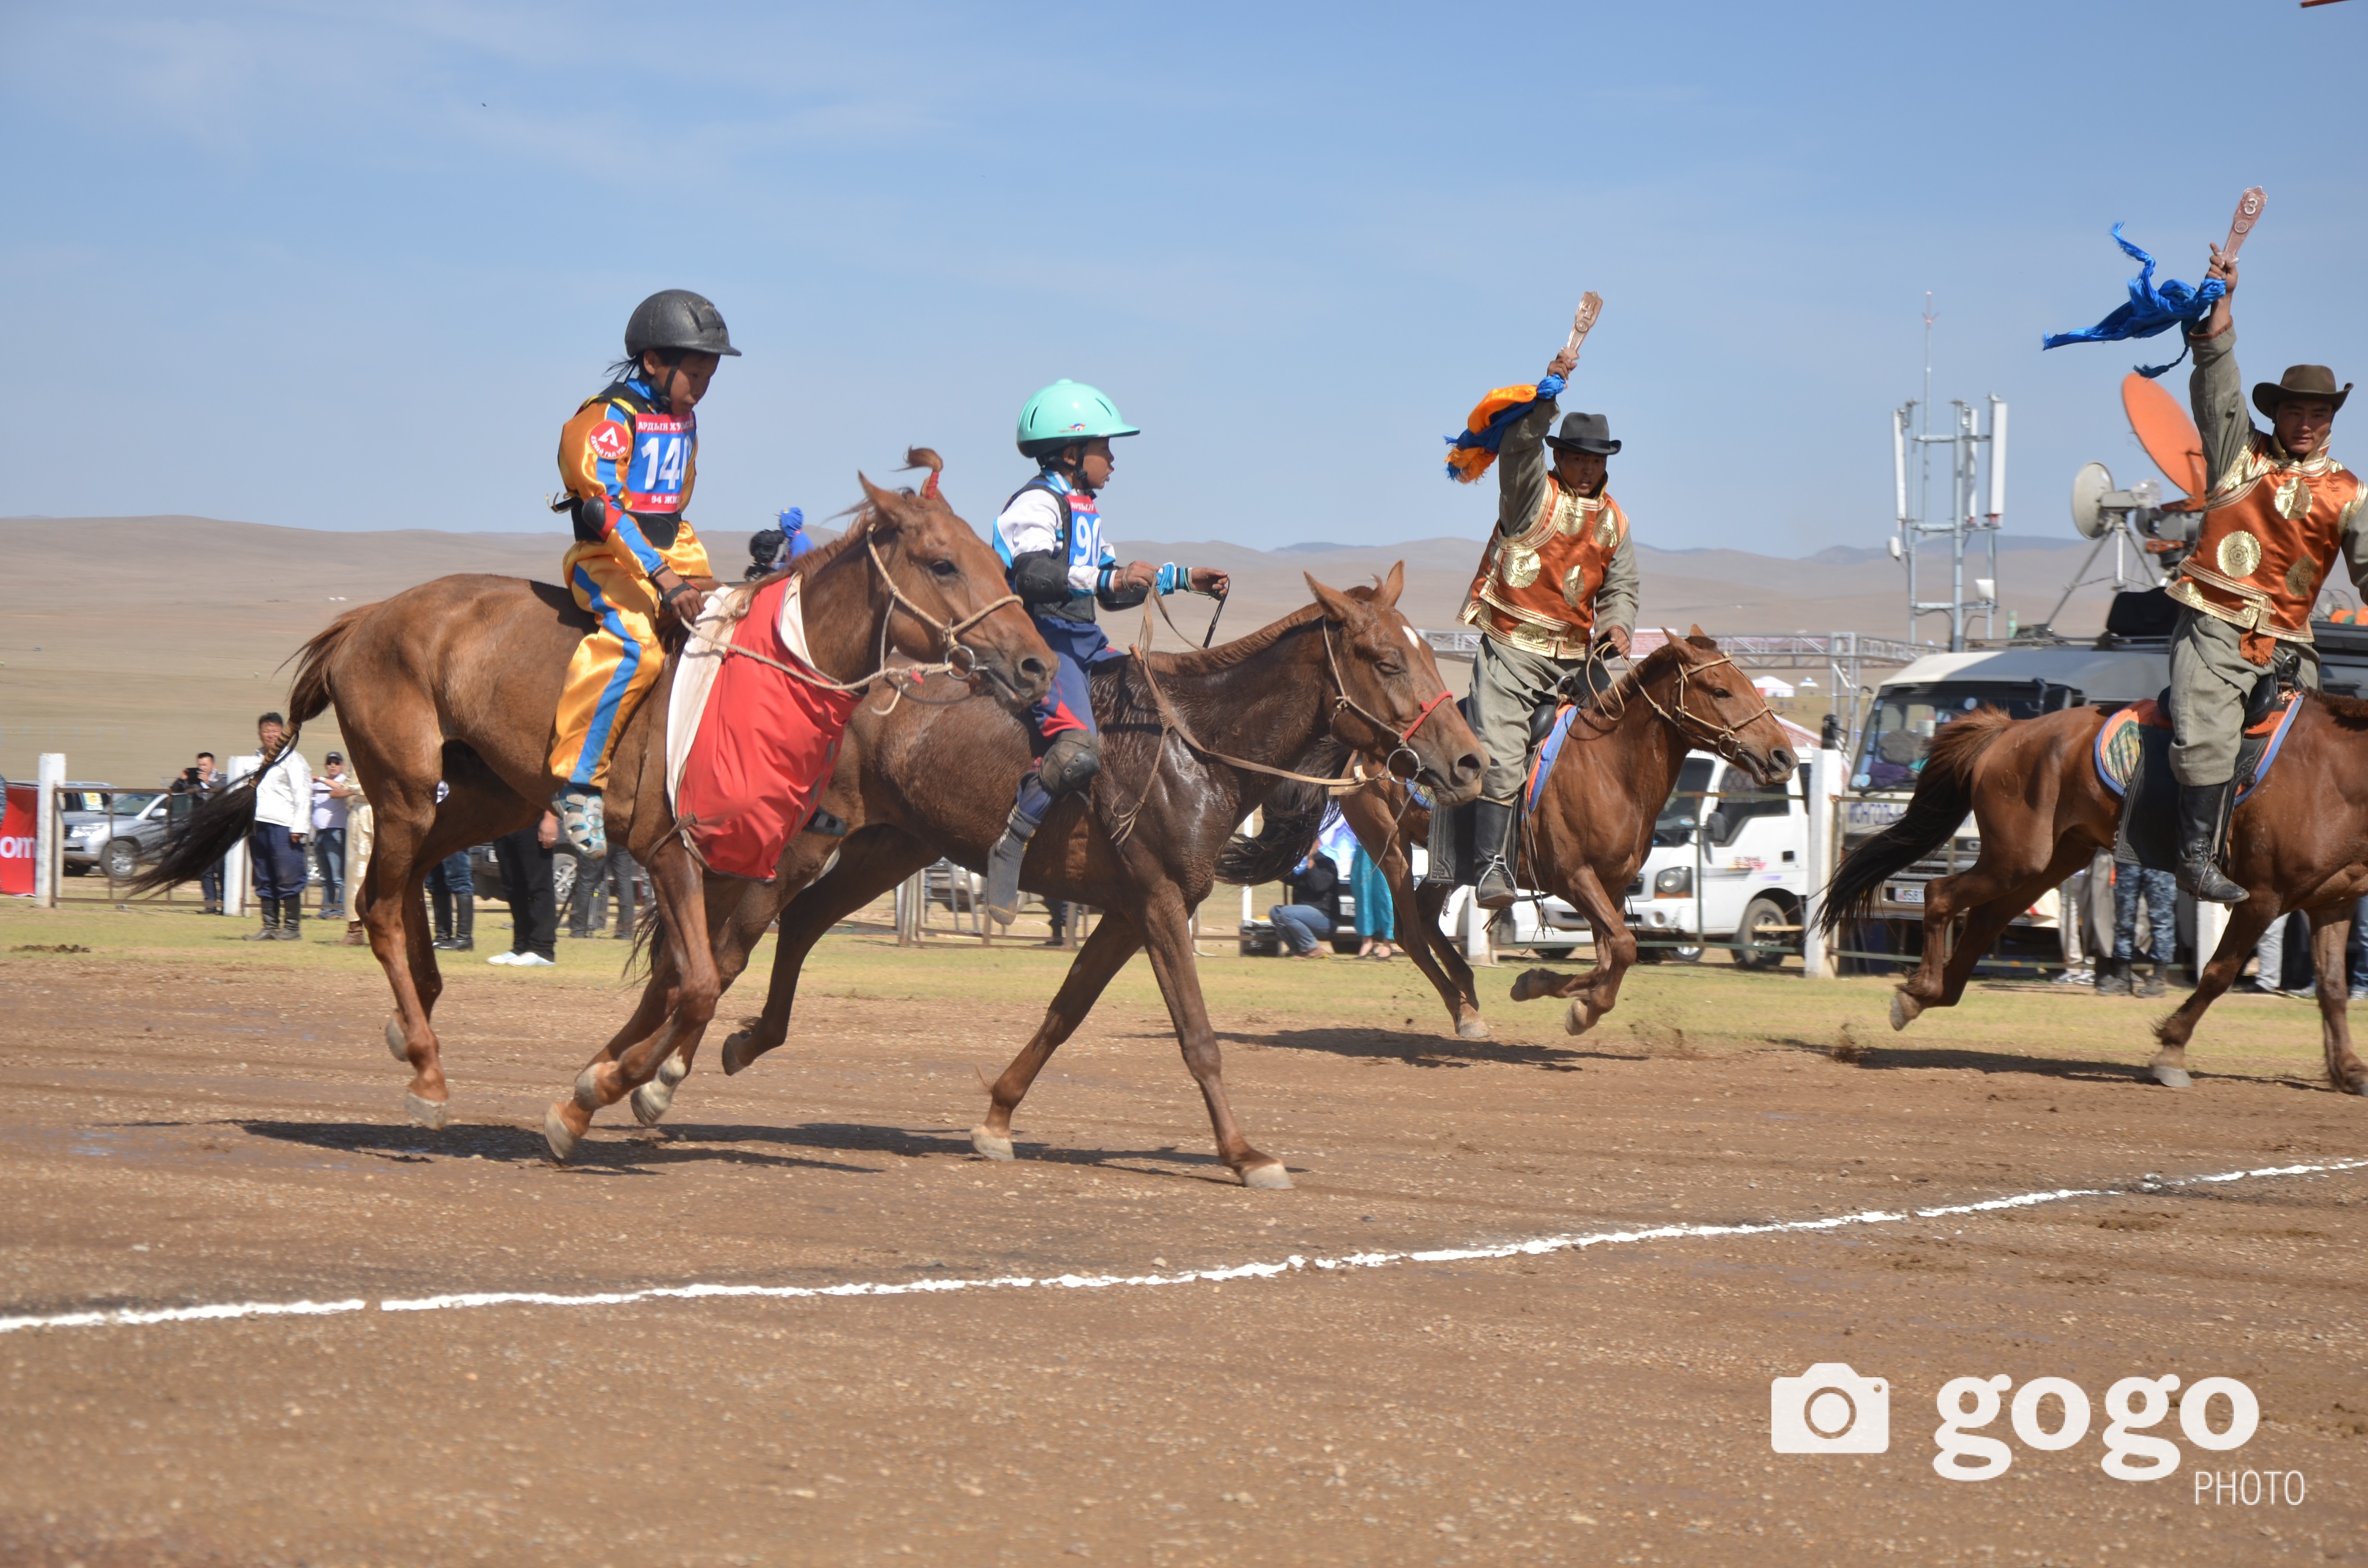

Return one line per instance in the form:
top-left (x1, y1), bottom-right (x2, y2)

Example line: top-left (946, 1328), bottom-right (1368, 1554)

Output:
top-left (449, 888), bottom-right (474, 952)
top-left (276, 900), bottom-right (302, 942)
top-left (2134, 960), bottom-right (2168, 999)
top-left (2093, 956), bottom-right (2130, 996)
top-left (2174, 780), bottom-right (2247, 904)
top-left (430, 881), bottom-right (455, 947)
top-left (1473, 799), bottom-right (1518, 911)
top-left (244, 897), bottom-right (281, 941)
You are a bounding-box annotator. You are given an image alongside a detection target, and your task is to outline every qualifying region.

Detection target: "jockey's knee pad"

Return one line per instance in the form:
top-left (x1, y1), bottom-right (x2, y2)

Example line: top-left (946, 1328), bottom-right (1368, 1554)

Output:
top-left (1040, 730), bottom-right (1102, 798)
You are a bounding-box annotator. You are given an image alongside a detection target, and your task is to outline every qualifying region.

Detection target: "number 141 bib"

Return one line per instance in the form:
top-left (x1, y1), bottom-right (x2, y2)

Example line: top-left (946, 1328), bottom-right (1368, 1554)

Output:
top-left (623, 414), bottom-right (694, 514)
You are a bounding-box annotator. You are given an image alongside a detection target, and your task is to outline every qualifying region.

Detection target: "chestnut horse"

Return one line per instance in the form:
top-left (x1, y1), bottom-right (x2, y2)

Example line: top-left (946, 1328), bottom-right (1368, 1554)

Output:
top-left (1818, 694), bottom-right (2368, 1095)
top-left (139, 466), bottom-right (1051, 1130)
top-left (596, 566), bottom-right (1486, 1187)
top-left (1318, 630), bottom-right (1798, 1040)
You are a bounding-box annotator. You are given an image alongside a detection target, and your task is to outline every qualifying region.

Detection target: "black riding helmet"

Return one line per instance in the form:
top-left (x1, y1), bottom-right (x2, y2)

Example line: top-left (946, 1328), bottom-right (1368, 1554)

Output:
top-left (624, 289), bottom-right (741, 360)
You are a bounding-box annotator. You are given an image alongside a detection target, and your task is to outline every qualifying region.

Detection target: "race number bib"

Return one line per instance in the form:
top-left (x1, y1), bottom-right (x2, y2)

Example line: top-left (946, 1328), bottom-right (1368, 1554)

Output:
top-left (623, 414), bottom-right (694, 514)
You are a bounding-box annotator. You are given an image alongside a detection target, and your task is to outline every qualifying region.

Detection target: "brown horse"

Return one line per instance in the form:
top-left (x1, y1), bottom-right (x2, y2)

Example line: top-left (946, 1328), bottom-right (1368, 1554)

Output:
top-left (1332, 630), bottom-right (1798, 1040)
top-left (602, 565), bottom-right (1486, 1186)
top-left (1818, 694), bottom-right (2368, 1095)
top-left (140, 466), bottom-right (1051, 1131)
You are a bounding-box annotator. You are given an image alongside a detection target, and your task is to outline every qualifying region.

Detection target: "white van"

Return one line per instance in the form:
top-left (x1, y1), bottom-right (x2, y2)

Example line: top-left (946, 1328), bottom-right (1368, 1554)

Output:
top-left (1620, 751), bottom-right (1808, 966)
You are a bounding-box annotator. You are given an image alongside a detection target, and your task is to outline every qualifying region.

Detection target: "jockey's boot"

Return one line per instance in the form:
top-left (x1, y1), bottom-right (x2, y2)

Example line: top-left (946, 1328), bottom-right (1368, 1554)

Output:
top-left (2134, 960), bottom-right (2168, 999)
top-left (2173, 780), bottom-right (2246, 904)
top-left (244, 897), bottom-right (282, 941)
top-left (1421, 801), bottom-right (1458, 891)
top-left (554, 786), bottom-right (608, 862)
top-left (1472, 798), bottom-right (1519, 911)
top-left (985, 806), bottom-right (1039, 928)
top-left (2093, 956), bottom-right (2131, 996)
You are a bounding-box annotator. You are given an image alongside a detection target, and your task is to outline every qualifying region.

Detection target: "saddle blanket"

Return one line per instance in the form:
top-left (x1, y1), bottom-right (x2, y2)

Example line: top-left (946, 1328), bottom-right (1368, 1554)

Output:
top-left (2097, 691), bottom-right (2300, 871)
top-left (667, 576), bottom-right (862, 882)
top-left (1527, 702), bottom-right (1579, 814)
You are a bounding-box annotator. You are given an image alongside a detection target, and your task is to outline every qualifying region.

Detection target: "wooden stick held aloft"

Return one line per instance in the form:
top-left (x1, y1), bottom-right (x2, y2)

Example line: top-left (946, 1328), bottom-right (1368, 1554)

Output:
top-left (2220, 187), bottom-right (2267, 262)
top-left (1564, 292), bottom-right (1604, 360)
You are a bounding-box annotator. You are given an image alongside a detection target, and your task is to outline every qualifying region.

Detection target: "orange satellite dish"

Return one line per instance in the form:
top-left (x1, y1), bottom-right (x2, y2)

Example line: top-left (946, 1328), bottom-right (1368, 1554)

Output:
top-left (2121, 372), bottom-right (2208, 501)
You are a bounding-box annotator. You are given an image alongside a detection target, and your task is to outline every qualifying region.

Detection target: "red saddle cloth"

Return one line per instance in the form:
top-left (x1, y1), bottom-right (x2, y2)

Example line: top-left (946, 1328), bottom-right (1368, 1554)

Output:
top-left (671, 577), bottom-right (862, 881)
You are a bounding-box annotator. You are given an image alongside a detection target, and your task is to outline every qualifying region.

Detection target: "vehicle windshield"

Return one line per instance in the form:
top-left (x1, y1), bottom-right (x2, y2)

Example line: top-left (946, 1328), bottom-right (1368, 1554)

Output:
top-left (1652, 758), bottom-right (1717, 846)
top-left (60, 790), bottom-right (159, 815)
top-left (1853, 683), bottom-right (2069, 791)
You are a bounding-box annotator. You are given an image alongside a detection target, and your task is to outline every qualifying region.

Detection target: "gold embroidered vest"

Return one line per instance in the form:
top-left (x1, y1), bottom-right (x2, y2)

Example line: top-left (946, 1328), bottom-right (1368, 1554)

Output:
top-left (2168, 431), bottom-right (2365, 663)
top-left (1459, 480), bottom-right (1628, 660)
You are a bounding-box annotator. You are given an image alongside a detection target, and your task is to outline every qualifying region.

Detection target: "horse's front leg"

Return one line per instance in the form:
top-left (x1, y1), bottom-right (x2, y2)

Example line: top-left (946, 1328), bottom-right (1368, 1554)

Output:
top-left (1509, 867), bottom-right (1632, 1038)
top-left (544, 841), bottom-right (718, 1161)
top-left (2153, 897), bottom-right (2277, 1087)
top-left (974, 913), bottom-right (1144, 1161)
top-left (2308, 907), bottom-right (2368, 1095)
top-left (630, 867), bottom-right (812, 1126)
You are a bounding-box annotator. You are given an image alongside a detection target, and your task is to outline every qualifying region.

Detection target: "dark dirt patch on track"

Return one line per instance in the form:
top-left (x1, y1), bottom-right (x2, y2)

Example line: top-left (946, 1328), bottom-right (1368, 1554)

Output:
top-left (2, 921), bottom-right (2365, 1565)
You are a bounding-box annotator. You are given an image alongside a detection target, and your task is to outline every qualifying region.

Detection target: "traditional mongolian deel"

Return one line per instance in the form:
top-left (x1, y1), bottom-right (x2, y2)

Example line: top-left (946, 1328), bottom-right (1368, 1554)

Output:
top-left (667, 576), bottom-right (863, 882)
top-left (2167, 436), bottom-right (2366, 664)
top-left (1460, 478), bottom-right (1631, 660)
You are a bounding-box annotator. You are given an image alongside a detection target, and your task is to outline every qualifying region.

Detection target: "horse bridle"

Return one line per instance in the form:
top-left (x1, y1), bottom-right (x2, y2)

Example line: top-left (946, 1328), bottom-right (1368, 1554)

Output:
top-left (1320, 622), bottom-right (1457, 783)
top-left (1621, 649), bottom-right (1770, 772)
top-left (861, 532), bottom-right (1021, 686)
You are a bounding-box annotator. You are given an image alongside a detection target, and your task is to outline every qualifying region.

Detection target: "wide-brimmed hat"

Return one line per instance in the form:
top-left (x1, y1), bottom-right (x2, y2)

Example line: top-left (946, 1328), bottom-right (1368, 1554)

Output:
top-left (1545, 411), bottom-right (1620, 456)
top-left (2253, 364), bottom-right (2351, 419)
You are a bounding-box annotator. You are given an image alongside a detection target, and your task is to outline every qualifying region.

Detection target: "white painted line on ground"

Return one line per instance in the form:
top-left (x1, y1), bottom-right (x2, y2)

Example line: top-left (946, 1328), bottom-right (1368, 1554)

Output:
top-left (4, 1158), bottom-right (2360, 1337)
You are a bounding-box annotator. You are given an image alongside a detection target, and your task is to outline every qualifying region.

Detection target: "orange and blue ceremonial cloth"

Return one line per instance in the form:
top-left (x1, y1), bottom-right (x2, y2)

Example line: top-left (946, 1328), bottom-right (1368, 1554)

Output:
top-left (1444, 374), bottom-right (1565, 484)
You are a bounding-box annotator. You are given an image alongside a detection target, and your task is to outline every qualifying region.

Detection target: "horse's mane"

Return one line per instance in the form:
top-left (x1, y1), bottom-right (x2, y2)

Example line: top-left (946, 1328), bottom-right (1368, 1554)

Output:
top-left (1141, 584), bottom-right (1387, 677)
top-left (2309, 687), bottom-right (2368, 729)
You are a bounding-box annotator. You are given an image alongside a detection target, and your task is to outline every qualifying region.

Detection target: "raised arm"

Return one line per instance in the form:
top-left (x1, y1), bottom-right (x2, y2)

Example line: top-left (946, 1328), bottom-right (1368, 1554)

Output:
top-left (2188, 245), bottom-right (2251, 489)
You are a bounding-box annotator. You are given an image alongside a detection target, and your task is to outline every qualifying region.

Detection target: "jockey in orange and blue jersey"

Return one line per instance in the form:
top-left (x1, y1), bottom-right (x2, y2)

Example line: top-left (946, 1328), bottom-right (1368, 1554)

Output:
top-left (547, 288), bottom-right (738, 859)
top-left (982, 380), bottom-right (1228, 924)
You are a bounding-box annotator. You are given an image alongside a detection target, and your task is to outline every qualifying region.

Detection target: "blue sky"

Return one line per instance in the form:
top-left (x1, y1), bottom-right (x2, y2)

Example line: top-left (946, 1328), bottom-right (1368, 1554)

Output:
top-left (4, 1), bottom-right (2362, 555)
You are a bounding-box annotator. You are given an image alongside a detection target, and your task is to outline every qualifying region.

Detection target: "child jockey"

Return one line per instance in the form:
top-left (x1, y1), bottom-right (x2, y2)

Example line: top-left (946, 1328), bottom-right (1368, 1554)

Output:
top-left (984, 379), bottom-right (1227, 923)
top-left (547, 289), bottom-right (737, 858)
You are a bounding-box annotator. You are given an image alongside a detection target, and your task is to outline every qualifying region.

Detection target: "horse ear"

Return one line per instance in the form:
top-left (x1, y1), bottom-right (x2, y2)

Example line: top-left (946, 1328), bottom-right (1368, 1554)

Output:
top-left (856, 474), bottom-right (905, 533)
top-left (1685, 622), bottom-right (1716, 649)
top-left (1372, 560), bottom-right (1406, 611)
top-left (1305, 573), bottom-right (1365, 626)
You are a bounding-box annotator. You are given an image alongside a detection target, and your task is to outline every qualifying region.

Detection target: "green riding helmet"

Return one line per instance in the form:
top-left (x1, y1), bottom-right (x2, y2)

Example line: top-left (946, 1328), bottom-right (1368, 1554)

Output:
top-left (1016, 380), bottom-right (1139, 457)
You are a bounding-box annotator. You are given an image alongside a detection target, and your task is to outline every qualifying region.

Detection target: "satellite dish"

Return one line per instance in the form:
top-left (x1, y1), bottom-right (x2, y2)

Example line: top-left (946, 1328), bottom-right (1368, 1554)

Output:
top-left (2121, 373), bottom-right (2208, 501)
top-left (2071, 461), bottom-right (2115, 539)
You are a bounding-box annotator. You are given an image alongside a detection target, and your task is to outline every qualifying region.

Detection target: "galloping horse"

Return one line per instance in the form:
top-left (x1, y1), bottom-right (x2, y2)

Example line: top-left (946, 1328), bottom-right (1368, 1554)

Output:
top-left (1313, 630), bottom-right (1797, 1040)
top-left (595, 565), bottom-right (1485, 1187)
top-left (1819, 694), bottom-right (2368, 1094)
top-left (140, 465), bottom-right (1051, 1129)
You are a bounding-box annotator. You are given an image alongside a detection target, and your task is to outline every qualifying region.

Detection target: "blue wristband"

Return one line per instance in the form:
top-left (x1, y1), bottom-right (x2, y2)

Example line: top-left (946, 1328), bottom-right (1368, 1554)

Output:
top-left (1155, 563), bottom-right (1184, 596)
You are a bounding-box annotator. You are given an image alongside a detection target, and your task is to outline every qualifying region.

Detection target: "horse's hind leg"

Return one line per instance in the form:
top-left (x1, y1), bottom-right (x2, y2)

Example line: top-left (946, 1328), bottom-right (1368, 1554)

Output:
top-left (1132, 886), bottom-right (1289, 1188)
top-left (975, 913), bottom-right (1145, 1161)
top-left (2308, 907), bottom-right (2368, 1095)
top-left (1926, 842), bottom-right (2100, 1012)
top-left (358, 806), bottom-right (453, 1128)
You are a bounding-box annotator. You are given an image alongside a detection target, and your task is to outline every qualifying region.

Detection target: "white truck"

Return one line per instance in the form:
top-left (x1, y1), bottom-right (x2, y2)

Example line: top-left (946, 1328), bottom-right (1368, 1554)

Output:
top-left (1619, 750), bottom-right (1813, 966)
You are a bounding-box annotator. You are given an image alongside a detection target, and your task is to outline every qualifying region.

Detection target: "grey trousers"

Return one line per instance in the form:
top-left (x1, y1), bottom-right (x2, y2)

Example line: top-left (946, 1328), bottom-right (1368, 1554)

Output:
top-left (2168, 608), bottom-right (2317, 786)
top-left (1468, 636), bottom-right (1593, 803)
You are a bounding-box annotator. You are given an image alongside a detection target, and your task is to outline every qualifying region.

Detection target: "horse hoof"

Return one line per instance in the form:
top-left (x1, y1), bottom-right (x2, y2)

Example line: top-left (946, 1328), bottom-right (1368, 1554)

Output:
top-left (721, 1029), bottom-right (757, 1077)
top-left (543, 1104), bottom-right (580, 1164)
top-left (1509, 970), bottom-right (1553, 1003)
top-left (1564, 999), bottom-right (1601, 1038)
top-left (2342, 1077), bottom-right (2368, 1098)
top-left (2151, 1064), bottom-right (2193, 1089)
top-left (1239, 1162), bottom-right (1294, 1190)
top-left (630, 1080), bottom-right (673, 1126)
top-left (402, 1091), bottom-right (448, 1130)
top-left (1455, 1016), bottom-right (1491, 1041)
top-left (384, 1014), bottom-right (409, 1064)
top-left (1890, 992), bottom-right (1923, 1032)
top-left (657, 1054), bottom-right (690, 1089)
top-left (971, 1126), bottom-right (1015, 1161)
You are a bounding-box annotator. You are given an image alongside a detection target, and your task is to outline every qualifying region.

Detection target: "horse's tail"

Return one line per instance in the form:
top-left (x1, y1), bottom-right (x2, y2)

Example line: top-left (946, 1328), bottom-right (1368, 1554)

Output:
top-left (1216, 781), bottom-right (1329, 885)
top-left (129, 782), bottom-right (259, 896)
top-left (287, 603), bottom-right (372, 726)
top-left (1816, 707), bottom-right (2014, 934)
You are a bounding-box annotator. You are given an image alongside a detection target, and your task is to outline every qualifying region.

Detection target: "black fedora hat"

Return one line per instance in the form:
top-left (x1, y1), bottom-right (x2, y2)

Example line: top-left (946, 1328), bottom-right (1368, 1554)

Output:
top-left (1545, 411), bottom-right (1620, 456)
top-left (2252, 364), bottom-right (2351, 419)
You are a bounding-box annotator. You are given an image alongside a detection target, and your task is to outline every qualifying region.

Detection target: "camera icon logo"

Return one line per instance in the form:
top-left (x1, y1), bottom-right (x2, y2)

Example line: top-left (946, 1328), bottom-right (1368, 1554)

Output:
top-left (1771, 1363), bottom-right (1890, 1454)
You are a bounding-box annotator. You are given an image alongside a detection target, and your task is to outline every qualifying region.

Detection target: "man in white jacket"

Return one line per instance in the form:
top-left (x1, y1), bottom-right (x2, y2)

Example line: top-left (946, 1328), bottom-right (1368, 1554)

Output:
top-left (234, 711), bottom-right (311, 942)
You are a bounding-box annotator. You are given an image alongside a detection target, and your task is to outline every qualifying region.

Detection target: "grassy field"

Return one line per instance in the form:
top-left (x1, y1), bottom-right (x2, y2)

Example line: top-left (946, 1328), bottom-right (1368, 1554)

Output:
top-left (0, 896), bottom-right (2340, 1085)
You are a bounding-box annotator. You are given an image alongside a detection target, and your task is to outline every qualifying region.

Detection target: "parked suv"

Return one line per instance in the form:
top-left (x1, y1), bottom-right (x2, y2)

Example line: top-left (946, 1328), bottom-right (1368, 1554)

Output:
top-left (61, 789), bottom-right (169, 880)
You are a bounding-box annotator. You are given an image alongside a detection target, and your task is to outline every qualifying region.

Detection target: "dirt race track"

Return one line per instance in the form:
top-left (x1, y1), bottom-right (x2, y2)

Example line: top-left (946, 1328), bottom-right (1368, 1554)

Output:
top-left (2, 902), bottom-right (2365, 1567)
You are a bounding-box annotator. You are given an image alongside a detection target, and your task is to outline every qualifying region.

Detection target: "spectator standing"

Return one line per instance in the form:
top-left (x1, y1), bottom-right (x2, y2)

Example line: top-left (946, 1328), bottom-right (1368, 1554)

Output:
top-left (491, 812), bottom-right (560, 967)
top-left (343, 778), bottom-right (374, 946)
top-left (567, 845), bottom-right (640, 941)
top-left (2350, 893), bottom-right (2368, 1001)
top-left (175, 751), bottom-right (227, 914)
top-left (1041, 897), bottom-right (1069, 948)
top-left (2098, 852), bottom-right (2175, 997)
top-left (232, 714), bottom-right (309, 942)
top-left (310, 752), bottom-right (357, 919)
top-left (1351, 843), bottom-right (1395, 960)
top-left (1269, 849), bottom-right (1343, 959)
top-left (426, 848), bottom-right (475, 952)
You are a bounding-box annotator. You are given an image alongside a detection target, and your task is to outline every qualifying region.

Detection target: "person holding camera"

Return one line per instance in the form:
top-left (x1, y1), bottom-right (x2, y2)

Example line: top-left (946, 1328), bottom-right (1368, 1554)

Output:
top-left (1270, 848), bottom-right (1345, 959)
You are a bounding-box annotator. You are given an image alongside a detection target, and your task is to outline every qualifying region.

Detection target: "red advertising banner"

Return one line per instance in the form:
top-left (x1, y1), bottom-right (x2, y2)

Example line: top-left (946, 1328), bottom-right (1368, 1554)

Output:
top-left (0, 783), bottom-right (36, 895)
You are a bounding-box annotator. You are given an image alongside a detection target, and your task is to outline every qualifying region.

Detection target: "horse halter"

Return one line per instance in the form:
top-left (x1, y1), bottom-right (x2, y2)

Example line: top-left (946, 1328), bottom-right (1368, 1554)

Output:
top-left (1629, 649), bottom-right (1766, 769)
top-left (1320, 622), bottom-right (1456, 783)
top-left (862, 532), bottom-right (1021, 683)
